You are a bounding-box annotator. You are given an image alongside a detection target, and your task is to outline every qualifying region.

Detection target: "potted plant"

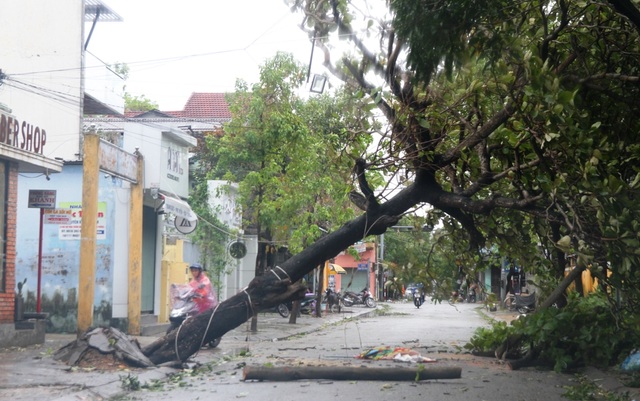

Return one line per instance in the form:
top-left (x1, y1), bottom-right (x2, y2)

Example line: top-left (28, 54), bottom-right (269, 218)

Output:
top-left (14, 278), bottom-right (26, 321)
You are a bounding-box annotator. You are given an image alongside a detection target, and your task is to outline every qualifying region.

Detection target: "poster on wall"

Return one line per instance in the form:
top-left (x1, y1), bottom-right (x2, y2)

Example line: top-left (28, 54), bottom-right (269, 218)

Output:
top-left (57, 202), bottom-right (107, 240)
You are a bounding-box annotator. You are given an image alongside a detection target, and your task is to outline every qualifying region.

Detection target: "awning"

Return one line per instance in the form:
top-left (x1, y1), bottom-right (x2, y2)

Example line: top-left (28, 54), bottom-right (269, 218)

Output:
top-left (161, 194), bottom-right (197, 222)
top-left (329, 263), bottom-right (346, 274)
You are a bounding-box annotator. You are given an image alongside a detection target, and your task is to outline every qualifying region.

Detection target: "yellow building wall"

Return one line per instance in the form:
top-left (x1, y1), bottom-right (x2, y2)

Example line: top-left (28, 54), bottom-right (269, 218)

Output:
top-left (159, 238), bottom-right (190, 322)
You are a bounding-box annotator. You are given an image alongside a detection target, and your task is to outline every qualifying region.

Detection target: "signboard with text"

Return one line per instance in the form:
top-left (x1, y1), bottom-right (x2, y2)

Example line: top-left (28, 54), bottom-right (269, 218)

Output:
top-left (357, 262), bottom-right (369, 271)
top-left (43, 208), bottom-right (72, 225)
top-left (57, 202), bottom-right (107, 240)
top-left (160, 136), bottom-right (189, 198)
top-left (28, 189), bottom-right (56, 208)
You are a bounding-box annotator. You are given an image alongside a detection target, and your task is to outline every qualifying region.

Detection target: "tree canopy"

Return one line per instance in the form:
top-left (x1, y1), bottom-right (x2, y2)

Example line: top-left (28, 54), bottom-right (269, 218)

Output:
top-left (288, 0), bottom-right (640, 308)
top-left (142, 0), bottom-right (640, 365)
top-left (208, 52), bottom-right (372, 253)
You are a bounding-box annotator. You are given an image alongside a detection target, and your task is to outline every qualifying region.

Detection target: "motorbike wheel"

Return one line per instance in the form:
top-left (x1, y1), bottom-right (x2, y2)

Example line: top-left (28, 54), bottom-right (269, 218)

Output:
top-left (365, 297), bottom-right (376, 308)
top-left (276, 303), bottom-right (290, 318)
top-left (342, 297), bottom-right (354, 307)
top-left (208, 337), bottom-right (221, 348)
top-left (329, 304), bottom-right (340, 313)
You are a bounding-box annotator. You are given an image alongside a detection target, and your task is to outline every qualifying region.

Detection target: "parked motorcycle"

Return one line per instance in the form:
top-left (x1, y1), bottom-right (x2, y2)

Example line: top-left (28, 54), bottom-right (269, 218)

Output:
top-left (167, 284), bottom-right (221, 348)
top-left (275, 293), bottom-right (317, 317)
top-left (504, 291), bottom-right (536, 314)
top-left (513, 292), bottom-right (536, 314)
top-left (342, 288), bottom-right (376, 308)
top-left (275, 302), bottom-right (291, 318)
top-left (323, 288), bottom-right (341, 313)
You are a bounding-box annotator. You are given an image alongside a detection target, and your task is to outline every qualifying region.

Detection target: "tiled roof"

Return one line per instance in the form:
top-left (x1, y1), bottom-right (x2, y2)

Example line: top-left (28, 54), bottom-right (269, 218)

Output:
top-left (174, 92), bottom-right (231, 119)
top-left (124, 111), bottom-right (143, 118)
top-left (121, 93), bottom-right (231, 122)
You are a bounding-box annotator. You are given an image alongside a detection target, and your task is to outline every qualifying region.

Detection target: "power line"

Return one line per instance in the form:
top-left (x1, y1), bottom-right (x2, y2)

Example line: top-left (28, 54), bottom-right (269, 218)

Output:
top-left (3, 31), bottom-right (354, 79)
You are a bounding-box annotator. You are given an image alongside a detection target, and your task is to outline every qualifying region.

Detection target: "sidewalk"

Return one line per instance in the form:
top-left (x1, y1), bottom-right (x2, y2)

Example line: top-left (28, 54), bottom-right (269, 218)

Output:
top-left (0, 307), bottom-right (375, 401)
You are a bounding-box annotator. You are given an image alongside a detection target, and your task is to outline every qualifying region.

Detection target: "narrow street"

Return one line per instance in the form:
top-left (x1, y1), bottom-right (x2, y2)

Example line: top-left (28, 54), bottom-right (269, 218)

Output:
top-left (114, 301), bottom-right (576, 401)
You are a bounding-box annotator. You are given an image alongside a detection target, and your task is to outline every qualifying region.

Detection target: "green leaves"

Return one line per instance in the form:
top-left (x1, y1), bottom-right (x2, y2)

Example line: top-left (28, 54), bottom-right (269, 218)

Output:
top-left (201, 53), bottom-right (372, 252)
top-left (467, 292), bottom-right (640, 372)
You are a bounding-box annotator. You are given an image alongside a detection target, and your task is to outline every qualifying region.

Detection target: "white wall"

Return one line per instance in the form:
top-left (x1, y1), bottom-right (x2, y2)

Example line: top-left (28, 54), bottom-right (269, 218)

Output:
top-left (84, 52), bottom-right (125, 115)
top-left (207, 180), bottom-right (241, 230)
top-left (0, 0), bottom-right (84, 161)
top-left (123, 122), bottom-right (194, 198)
top-left (221, 235), bottom-right (258, 301)
top-left (111, 184), bottom-right (131, 318)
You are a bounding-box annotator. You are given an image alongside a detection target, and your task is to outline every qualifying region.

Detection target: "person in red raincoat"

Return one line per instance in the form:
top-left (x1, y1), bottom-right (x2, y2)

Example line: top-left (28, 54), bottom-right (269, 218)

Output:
top-left (188, 263), bottom-right (217, 313)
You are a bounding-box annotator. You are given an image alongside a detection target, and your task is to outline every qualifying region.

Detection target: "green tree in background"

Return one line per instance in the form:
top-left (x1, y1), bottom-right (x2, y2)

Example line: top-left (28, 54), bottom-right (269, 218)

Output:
top-left (124, 93), bottom-right (158, 113)
top-left (112, 62), bottom-right (159, 112)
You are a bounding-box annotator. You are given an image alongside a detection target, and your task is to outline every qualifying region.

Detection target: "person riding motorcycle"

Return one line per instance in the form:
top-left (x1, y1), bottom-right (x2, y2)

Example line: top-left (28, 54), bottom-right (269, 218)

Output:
top-left (188, 263), bottom-right (217, 313)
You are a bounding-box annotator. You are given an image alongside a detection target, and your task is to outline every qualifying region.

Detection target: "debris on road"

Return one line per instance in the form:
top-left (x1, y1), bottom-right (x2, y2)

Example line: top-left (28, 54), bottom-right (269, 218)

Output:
top-left (356, 346), bottom-right (437, 363)
top-left (53, 327), bottom-right (154, 368)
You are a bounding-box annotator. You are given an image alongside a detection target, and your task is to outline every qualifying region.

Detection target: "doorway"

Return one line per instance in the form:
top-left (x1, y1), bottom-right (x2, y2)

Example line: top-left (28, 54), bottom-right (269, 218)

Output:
top-left (141, 206), bottom-right (157, 313)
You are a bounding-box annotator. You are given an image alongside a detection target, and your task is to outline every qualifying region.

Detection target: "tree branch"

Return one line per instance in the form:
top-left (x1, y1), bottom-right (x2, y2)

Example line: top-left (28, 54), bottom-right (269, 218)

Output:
top-left (607, 0), bottom-right (640, 34)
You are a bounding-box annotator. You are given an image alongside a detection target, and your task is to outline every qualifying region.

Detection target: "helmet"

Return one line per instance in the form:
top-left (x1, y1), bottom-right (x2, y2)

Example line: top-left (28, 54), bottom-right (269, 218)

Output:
top-left (189, 263), bottom-right (203, 271)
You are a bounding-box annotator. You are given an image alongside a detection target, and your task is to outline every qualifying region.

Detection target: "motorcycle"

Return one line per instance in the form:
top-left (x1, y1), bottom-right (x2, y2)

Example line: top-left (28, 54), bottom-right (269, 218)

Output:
top-left (450, 287), bottom-right (466, 304)
top-left (167, 284), bottom-right (221, 348)
top-left (413, 290), bottom-right (424, 308)
top-left (513, 292), bottom-right (536, 314)
top-left (342, 288), bottom-right (376, 308)
top-left (323, 288), bottom-right (341, 313)
top-left (467, 287), bottom-right (477, 303)
top-left (275, 293), bottom-right (317, 317)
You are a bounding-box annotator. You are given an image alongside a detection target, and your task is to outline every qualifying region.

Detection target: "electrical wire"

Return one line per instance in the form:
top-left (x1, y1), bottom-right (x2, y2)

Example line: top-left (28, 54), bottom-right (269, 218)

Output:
top-left (5, 30), bottom-right (356, 79)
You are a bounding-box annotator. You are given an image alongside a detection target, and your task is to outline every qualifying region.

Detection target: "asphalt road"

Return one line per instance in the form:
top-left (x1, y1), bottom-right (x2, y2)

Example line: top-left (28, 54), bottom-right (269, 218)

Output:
top-left (114, 301), bottom-right (578, 401)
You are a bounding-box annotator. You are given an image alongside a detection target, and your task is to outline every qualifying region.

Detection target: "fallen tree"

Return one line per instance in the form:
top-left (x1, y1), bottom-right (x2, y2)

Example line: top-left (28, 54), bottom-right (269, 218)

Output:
top-left (141, 0), bottom-right (640, 367)
top-left (143, 161), bottom-right (408, 364)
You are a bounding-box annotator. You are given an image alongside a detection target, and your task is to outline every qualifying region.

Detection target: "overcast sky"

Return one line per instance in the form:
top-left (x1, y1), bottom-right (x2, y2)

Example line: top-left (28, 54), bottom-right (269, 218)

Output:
top-left (87, 0), bottom-right (315, 111)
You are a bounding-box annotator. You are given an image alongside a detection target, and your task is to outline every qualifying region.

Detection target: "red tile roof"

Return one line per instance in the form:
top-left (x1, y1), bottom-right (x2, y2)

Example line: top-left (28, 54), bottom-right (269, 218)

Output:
top-left (123, 93), bottom-right (231, 122)
top-left (165, 92), bottom-right (231, 119)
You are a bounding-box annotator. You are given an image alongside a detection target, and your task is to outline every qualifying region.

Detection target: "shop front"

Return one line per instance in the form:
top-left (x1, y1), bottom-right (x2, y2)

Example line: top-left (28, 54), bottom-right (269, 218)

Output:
top-left (0, 105), bottom-right (63, 347)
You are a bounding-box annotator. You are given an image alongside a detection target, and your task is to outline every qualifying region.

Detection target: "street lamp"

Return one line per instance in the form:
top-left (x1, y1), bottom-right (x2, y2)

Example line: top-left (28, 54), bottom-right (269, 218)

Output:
top-left (310, 74), bottom-right (327, 93)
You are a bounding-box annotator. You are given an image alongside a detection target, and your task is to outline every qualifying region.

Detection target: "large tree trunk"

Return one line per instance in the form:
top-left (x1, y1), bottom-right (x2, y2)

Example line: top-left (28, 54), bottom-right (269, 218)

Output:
top-left (142, 177), bottom-right (420, 365)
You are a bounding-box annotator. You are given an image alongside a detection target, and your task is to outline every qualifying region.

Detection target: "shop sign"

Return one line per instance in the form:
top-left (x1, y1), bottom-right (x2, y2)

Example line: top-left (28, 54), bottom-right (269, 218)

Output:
top-left (43, 208), bottom-right (72, 224)
top-left (0, 111), bottom-right (48, 154)
top-left (28, 189), bottom-right (56, 208)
